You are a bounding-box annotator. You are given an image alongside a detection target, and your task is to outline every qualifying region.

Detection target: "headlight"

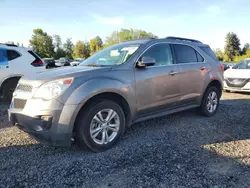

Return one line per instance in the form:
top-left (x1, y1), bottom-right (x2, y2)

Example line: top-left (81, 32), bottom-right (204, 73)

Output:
top-left (33, 78), bottom-right (74, 100)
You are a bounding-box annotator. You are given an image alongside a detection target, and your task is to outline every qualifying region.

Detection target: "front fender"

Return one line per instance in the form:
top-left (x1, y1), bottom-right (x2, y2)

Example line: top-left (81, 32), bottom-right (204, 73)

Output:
top-left (66, 78), bottom-right (135, 105)
top-left (62, 78), bottom-right (136, 133)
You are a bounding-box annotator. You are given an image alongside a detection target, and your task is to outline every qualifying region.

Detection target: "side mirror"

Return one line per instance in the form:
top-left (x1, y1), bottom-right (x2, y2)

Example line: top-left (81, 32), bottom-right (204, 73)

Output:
top-left (136, 57), bottom-right (156, 68)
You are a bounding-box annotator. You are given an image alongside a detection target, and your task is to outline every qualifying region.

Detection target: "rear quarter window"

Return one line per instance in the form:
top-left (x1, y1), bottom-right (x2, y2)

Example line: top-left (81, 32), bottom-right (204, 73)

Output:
top-left (200, 46), bottom-right (218, 61)
top-left (28, 50), bottom-right (42, 60)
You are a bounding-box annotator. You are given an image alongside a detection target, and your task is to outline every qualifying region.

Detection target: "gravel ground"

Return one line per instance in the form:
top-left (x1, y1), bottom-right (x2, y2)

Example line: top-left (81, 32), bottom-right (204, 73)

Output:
top-left (0, 92), bottom-right (250, 188)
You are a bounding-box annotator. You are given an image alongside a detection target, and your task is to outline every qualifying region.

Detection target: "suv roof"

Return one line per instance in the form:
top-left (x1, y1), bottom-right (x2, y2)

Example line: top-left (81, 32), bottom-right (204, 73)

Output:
top-left (123, 36), bottom-right (207, 46)
top-left (0, 43), bottom-right (19, 47)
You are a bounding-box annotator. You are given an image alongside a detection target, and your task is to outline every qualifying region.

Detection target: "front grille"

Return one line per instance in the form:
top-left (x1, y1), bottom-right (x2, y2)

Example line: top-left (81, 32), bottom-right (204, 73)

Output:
top-left (14, 99), bottom-right (27, 109)
top-left (226, 78), bottom-right (249, 88)
top-left (227, 78), bottom-right (246, 83)
top-left (16, 84), bottom-right (33, 92)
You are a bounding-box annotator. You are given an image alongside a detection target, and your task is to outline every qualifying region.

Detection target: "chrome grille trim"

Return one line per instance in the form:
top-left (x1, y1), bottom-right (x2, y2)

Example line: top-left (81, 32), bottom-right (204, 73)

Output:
top-left (16, 84), bottom-right (33, 92)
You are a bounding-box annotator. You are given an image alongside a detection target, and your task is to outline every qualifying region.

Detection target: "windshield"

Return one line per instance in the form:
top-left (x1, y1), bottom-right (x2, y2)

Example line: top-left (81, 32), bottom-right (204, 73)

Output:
top-left (233, 59), bottom-right (250, 69)
top-left (80, 43), bottom-right (141, 66)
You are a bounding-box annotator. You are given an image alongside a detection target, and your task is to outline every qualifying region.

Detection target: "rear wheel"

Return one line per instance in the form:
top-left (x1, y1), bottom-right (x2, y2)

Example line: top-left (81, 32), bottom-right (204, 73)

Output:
top-left (2, 78), bottom-right (20, 102)
top-left (200, 87), bottom-right (220, 117)
top-left (75, 100), bottom-right (126, 152)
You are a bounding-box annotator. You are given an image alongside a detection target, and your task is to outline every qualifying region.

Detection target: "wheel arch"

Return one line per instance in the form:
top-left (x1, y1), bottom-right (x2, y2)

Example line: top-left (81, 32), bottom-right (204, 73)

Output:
top-left (71, 92), bottom-right (132, 134)
top-left (0, 76), bottom-right (21, 97)
top-left (206, 79), bottom-right (222, 98)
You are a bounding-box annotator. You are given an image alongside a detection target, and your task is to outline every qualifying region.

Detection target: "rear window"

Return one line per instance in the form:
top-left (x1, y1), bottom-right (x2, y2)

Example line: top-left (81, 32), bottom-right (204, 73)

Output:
top-left (200, 46), bottom-right (218, 60)
top-left (7, 50), bottom-right (20, 61)
top-left (28, 50), bottom-right (42, 60)
top-left (173, 44), bottom-right (203, 63)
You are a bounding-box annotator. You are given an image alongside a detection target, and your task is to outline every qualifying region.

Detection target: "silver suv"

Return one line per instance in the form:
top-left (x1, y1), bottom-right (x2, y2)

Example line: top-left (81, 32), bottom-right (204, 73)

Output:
top-left (8, 37), bottom-right (224, 152)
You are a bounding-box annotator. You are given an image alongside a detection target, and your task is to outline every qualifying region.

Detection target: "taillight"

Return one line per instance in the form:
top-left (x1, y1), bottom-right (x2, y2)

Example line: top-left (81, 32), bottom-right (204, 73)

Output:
top-left (31, 59), bottom-right (44, 67)
top-left (220, 64), bottom-right (224, 73)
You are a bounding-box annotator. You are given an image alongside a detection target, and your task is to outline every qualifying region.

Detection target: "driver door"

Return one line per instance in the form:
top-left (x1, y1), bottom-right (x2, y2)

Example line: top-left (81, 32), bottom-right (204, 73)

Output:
top-left (135, 43), bottom-right (180, 116)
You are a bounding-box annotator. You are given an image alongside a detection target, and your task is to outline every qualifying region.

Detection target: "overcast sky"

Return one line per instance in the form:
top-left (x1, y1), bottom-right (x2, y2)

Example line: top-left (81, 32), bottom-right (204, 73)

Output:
top-left (0, 0), bottom-right (249, 49)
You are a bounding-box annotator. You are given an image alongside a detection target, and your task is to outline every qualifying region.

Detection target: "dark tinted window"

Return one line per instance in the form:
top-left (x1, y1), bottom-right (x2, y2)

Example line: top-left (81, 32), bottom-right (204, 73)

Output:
top-left (173, 44), bottom-right (198, 63)
top-left (200, 46), bottom-right (218, 60)
top-left (7, 50), bottom-right (20, 61)
top-left (142, 43), bottom-right (173, 66)
top-left (28, 50), bottom-right (41, 60)
top-left (0, 48), bottom-right (8, 65)
top-left (196, 52), bottom-right (204, 62)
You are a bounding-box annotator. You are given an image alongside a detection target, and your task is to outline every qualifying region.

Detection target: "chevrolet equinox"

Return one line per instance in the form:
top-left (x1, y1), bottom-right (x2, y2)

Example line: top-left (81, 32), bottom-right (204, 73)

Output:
top-left (8, 37), bottom-right (224, 152)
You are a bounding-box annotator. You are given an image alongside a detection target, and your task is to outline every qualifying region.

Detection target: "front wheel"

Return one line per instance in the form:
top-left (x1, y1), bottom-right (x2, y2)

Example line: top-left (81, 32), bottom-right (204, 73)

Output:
top-left (75, 100), bottom-right (126, 152)
top-left (200, 87), bottom-right (220, 117)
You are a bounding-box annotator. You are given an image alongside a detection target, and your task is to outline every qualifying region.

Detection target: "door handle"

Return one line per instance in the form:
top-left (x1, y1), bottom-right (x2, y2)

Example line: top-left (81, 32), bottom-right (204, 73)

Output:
top-left (169, 71), bottom-right (178, 76)
top-left (200, 66), bottom-right (207, 70)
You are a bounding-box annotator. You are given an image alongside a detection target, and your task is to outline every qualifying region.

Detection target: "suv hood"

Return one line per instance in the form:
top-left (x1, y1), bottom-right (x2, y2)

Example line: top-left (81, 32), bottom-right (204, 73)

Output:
top-left (224, 68), bottom-right (250, 79)
top-left (21, 66), bottom-right (111, 83)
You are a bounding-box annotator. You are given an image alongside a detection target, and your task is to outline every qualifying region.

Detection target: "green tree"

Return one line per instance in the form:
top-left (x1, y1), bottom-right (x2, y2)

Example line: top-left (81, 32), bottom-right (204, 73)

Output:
top-left (73, 41), bottom-right (89, 59)
top-left (53, 35), bottom-right (62, 49)
top-left (63, 38), bottom-right (74, 59)
top-left (234, 48), bottom-right (250, 62)
top-left (90, 36), bottom-right (103, 55)
top-left (53, 35), bottom-right (65, 59)
top-left (85, 41), bottom-right (91, 57)
top-left (29, 29), bottom-right (55, 58)
top-left (214, 48), bottom-right (224, 61)
top-left (54, 48), bottom-right (66, 59)
top-left (224, 32), bottom-right (241, 62)
top-left (241, 43), bottom-right (250, 55)
top-left (105, 29), bottom-right (158, 47)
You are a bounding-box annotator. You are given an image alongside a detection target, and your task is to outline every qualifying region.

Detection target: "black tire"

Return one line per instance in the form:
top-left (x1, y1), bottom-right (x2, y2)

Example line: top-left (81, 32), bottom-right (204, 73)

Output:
top-left (199, 86), bottom-right (220, 117)
top-left (2, 78), bottom-right (20, 102)
top-left (75, 100), bottom-right (126, 152)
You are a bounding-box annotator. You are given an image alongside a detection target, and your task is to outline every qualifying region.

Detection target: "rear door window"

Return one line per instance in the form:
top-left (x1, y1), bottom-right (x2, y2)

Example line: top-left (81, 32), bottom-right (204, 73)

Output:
top-left (173, 44), bottom-right (200, 64)
top-left (7, 50), bottom-right (21, 61)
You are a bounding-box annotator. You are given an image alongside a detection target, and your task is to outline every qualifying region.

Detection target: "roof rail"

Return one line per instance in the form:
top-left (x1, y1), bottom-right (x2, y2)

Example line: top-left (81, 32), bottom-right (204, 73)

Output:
top-left (166, 36), bottom-right (202, 43)
top-left (0, 43), bottom-right (18, 47)
top-left (124, 37), bottom-right (155, 42)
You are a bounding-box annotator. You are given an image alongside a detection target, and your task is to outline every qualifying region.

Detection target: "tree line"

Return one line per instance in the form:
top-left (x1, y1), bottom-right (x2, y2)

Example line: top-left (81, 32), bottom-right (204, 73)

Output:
top-left (215, 32), bottom-right (250, 62)
top-left (27, 28), bottom-right (157, 59)
top-left (7, 29), bottom-right (249, 62)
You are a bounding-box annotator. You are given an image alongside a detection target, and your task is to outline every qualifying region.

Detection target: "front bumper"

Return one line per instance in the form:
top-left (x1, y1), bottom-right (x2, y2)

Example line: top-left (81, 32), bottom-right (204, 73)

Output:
top-left (8, 98), bottom-right (78, 147)
top-left (224, 81), bottom-right (250, 92)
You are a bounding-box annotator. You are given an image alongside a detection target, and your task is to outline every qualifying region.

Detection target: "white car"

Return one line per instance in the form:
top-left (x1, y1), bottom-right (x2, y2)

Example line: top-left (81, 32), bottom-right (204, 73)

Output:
top-left (0, 43), bottom-right (45, 101)
top-left (224, 58), bottom-right (250, 92)
top-left (70, 58), bottom-right (85, 66)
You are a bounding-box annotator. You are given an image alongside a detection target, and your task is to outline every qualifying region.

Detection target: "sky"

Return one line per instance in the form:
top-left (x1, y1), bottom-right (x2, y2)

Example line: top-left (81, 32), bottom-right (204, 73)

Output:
top-left (0, 0), bottom-right (249, 50)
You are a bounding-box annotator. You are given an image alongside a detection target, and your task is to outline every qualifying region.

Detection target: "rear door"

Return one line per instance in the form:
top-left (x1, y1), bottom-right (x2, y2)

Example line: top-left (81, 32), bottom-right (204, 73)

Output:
top-left (172, 44), bottom-right (205, 106)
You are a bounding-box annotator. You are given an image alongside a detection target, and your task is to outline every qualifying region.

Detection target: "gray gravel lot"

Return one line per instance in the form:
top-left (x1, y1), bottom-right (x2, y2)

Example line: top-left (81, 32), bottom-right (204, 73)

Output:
top-left (0, 92), bottom-right (250, 188)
